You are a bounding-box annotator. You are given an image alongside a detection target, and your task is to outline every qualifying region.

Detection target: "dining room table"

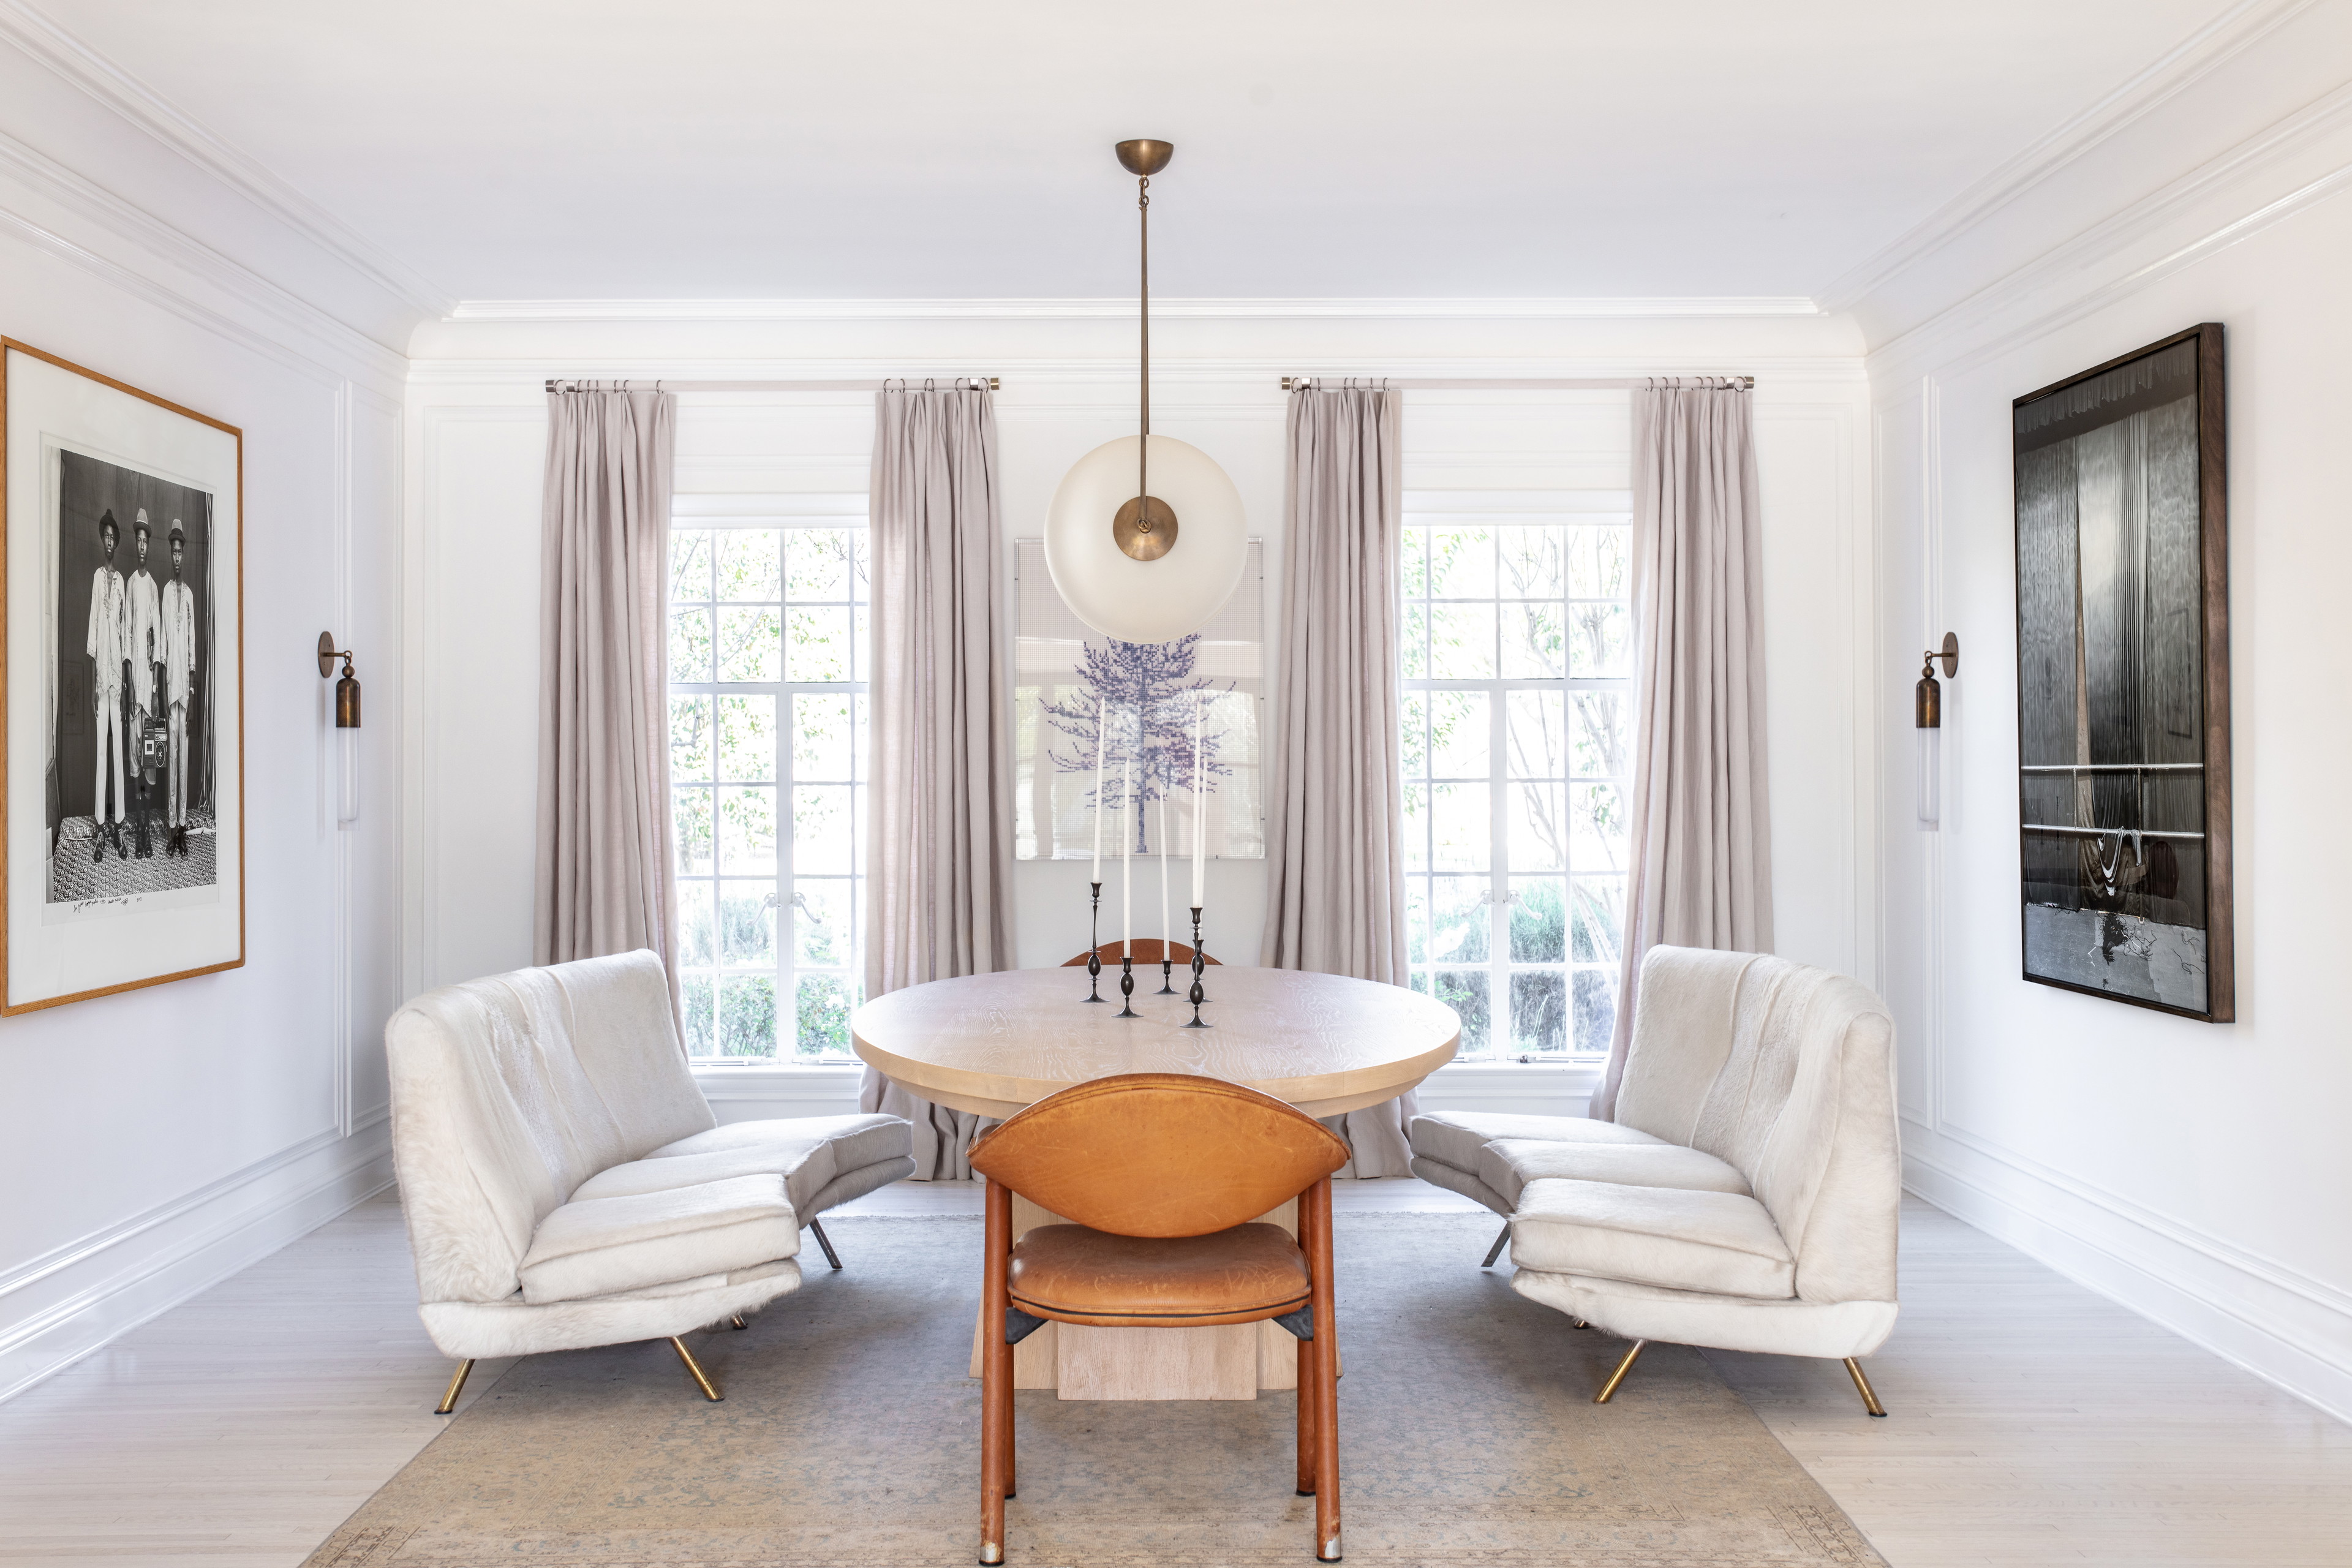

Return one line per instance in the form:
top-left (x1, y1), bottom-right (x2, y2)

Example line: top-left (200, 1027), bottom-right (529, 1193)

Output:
top-left (850, 963), bottom-right (1462, 1400)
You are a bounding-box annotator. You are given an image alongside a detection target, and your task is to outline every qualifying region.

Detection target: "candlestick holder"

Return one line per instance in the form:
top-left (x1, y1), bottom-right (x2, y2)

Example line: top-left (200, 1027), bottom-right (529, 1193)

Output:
top-left (1185, 905), bottom-right (1210, 1028)
top-left (1084, 882), bottom-right (1105, 1003)
top-left (1158, 946), bottom-right (1177, 995)
top-left (1117, 949), bottom-right (1138, 1018)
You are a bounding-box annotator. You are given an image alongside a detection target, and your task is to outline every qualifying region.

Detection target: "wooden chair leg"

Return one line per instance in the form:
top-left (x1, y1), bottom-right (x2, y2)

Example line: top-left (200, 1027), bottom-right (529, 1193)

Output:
top-left (1307, 1176), bottom-right (1341, 1561)
top-left (1295, 1330), bottom-right (1316, 1496)
top-left (979, 1180), bottom-right (1012, 1564)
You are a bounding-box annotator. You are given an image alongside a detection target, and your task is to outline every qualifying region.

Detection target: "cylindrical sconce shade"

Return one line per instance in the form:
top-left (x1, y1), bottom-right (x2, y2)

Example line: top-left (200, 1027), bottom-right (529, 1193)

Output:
top-left (1914, 634), bottom-right (1957, 831)
top-left (337, 728), bottom-right (360, 827)
top-left (320, 631), bottom-right (361, 829)
top-left (1916, 725), bottom-right (1940, 827)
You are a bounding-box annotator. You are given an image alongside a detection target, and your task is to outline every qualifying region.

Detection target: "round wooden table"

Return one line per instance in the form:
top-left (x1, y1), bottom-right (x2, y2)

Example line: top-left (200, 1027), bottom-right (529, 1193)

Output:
top-left (850, 965), bottom-right (1461, 1402)
top-left (850, 965), bottom-right (1461, 1122)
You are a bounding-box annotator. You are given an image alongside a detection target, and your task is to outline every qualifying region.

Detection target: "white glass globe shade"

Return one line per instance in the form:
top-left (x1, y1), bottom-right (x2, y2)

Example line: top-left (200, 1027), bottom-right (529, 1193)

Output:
top-left (1044, 434), bottom-right (1248, 643)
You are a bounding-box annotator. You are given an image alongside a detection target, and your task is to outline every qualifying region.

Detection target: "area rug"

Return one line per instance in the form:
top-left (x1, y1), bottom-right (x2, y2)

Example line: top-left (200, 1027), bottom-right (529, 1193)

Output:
top-left (306, 1212), bottom-right (1883, 1567)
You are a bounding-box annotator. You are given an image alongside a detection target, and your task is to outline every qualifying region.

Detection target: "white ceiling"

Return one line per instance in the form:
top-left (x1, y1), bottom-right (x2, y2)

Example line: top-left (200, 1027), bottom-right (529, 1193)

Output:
top-left (40, 0), bottom-right (2238, 306)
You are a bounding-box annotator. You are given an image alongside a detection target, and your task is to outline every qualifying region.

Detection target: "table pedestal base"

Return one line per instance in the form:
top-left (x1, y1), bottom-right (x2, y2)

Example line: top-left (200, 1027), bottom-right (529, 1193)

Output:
top-left (967, 1188), bottom-right (1325, 1400)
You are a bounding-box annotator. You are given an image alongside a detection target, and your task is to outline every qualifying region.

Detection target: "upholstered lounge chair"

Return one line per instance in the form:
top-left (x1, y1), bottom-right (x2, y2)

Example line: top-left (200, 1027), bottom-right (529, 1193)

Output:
top-left (386, 949), bottom-right (915, 1409)
top-left (1409, 945), bottom-right (1900, 1415)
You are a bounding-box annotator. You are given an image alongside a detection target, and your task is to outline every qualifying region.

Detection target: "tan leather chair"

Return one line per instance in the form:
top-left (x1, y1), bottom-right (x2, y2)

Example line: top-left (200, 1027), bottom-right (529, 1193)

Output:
top-left (967, 1073), bottom-right (1351, 1564)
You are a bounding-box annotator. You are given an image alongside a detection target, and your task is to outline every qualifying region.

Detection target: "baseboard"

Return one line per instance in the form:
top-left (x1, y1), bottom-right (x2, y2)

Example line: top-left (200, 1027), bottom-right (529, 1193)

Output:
top-left (1902, 1121), bottom-right (2352, 1427)
top-left (0, 1120), bottom-right (398, 1406)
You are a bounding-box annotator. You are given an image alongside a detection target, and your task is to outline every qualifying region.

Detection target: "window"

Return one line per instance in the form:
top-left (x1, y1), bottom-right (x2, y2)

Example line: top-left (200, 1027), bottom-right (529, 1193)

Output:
top-left (667, 514), bottom-right (867, 1061)
top-left (1400, 508), bottom-right (1632, 1058)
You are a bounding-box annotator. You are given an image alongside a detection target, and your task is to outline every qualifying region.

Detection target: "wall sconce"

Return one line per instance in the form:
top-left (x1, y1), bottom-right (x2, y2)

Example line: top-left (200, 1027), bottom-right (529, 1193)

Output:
top-left (317, 632), bottom-right (361, 828)
top-left (1915, 633), bottom-right (1958, 827)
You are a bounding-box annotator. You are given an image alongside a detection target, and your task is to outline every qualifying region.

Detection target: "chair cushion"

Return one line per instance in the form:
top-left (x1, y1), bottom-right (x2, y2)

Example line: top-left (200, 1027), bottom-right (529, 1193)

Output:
top-left (1476, 1137), bottom-right (1753, 1210)
top-left (1509, 1178), bottom-right (1795, 1300)
top-left (517, 1174), bottom-right (799, 1305)
top-left (1008, 1222), bottom-right (1310, 1328)
top-left (1408, 1111), bottom-right (1665, 1180)
top-left (571, 1114), bottom-right (912, 1219)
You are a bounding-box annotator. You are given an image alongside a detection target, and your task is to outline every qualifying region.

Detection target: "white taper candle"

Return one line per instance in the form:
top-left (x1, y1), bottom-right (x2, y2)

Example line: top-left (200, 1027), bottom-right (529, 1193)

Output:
top-left (1191, 692), bottom-right (1206, 907)
top-left (1090, 696), bottom-right (1106, 881)
top-left (1159, 789), bottom-right (1170, 950)
top-left (1121, 753), bottom-right (1134, 957)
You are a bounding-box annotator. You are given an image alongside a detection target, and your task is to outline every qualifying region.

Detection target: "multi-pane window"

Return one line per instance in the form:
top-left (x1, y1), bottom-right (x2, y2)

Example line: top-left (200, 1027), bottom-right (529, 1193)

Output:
top-left (668, 517), bottom-right (867, 1061)
top-left (1400, 510), bottom-right (1632, 1058)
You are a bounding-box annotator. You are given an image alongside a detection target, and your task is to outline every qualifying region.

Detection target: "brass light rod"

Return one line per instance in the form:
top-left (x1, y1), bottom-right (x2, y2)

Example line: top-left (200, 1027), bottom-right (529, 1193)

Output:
top-left (544, 377), bottom-right (1000, 392)
top-left (1280, 375), bottom-right (1755, 391)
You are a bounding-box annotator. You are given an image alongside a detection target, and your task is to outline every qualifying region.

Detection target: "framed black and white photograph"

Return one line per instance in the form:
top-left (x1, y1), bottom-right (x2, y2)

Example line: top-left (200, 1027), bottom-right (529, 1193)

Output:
top-left (2, 340), bottom-right (244, 1014)
top-left (2011, 323), bottom-right (2231, 1020)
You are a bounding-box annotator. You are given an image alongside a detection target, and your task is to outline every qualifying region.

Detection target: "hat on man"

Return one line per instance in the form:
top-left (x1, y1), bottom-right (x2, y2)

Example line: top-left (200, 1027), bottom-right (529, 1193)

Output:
top-left (98, 508), bottom-right (118, 538)
top-left (168, 524), bottom-right (186, 547)
top-left (133, 508), bottom-right (151, 540)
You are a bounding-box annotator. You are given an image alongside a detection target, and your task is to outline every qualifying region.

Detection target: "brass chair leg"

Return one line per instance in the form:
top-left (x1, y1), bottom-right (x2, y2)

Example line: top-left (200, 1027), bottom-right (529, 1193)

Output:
top-left (1570, 1318), bottom-right (1589, 1330)
top-left (1308, 1177), bottom-right (1341, 1562)
top-left (434, 1359), bottom-right (475, 1414)
top-left (669, 1336), bottom-right (723, 1401)
top-left (1844, 1357), bottom-right (1888, 1417)
top-left (1594, 1339), bottom-right (1648, 1404)
top-left (1480, 1221), bottom-right (1510, 1268)
top-left (809, 1218), bottom-right (843, 1270)
top-left (979, 1178), bottom-right (1012, 1565)
top-left (729, 1314), bottom-right (748, 1330)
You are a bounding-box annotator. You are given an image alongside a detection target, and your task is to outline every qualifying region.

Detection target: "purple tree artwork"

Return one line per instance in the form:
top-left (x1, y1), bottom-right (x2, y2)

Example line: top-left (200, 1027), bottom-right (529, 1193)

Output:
top-left (1043, 635), bottom-right (1237, 853)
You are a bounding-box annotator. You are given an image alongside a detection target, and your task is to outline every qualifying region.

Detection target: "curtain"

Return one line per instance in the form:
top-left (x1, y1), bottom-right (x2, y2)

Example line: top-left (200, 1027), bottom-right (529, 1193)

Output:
top-left (533, 386), bottom-right (680, 1015)
top-left (1260, 386), bottom-right (1418, 1177)
top-left (1591, 382), bottom-right (1774, 1121)
top-left (858, 385), bottom-right (1016, 1179)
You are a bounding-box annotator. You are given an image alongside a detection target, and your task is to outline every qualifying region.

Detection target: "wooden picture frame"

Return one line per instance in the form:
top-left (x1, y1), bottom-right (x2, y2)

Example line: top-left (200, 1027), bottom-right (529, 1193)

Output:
top-left (2011, 322), bottom-right (2231, 1020)
top-left (1, 339), bottom-right (246, 1013)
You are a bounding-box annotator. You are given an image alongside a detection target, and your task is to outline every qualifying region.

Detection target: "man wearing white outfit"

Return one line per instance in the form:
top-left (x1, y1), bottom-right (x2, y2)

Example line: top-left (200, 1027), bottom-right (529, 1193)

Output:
top-left (161, 524), bottom-right (198, 853)
top-left (84, 510), bottom-right (129, 861)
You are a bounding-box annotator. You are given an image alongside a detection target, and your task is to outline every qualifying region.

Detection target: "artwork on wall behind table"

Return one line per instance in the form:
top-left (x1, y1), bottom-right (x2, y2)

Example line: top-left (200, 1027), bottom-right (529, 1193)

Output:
top-left (1, 340), bottom-right (243, 1014)
top-left (2012, 323), bottom-right (2231, 1020)
top-left (1012, 538), bottom-right (1264, 867)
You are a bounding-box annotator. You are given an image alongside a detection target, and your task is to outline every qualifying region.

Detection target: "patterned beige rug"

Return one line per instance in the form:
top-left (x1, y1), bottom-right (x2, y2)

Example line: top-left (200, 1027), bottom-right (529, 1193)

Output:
top-left (307, 1213), bottom-right (1883, 1567)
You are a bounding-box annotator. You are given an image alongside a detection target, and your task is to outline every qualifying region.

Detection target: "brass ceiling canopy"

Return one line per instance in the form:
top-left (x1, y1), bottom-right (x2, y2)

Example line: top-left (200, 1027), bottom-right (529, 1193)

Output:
top-left (1115, 139), bottom-right (1175, 177)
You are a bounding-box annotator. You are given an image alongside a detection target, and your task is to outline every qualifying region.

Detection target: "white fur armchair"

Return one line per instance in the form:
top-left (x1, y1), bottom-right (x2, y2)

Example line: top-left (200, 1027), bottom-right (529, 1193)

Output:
top-left (386, 949), bottom-right (914, 1408)
top-left (1410, 946), bottom-right (1901, 1414)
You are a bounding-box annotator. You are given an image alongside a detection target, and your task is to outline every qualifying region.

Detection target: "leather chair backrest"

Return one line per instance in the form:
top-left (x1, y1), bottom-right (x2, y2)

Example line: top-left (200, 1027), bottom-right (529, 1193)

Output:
top-left (1059, 941), bottom-right (1219, 966)
top-left (1615, 945), bottom-right (1900, 1305)
top-left (968, 1073), bottom-right (1349, 1237)
top-left (386, 949), bottom-right (717, 1303)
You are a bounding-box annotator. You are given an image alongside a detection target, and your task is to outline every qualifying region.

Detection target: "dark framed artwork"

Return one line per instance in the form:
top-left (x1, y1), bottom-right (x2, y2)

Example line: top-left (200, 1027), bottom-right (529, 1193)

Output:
top-left (2011, 323), bottom-right (2231, 1020)
top-left (1, 339), bottom-right (245, 1014)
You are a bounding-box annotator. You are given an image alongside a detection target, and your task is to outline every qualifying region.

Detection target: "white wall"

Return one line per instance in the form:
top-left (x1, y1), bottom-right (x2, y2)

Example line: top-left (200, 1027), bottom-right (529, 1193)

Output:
top-left (404, 311), bottom-right (1873, 1121)
top-left (1864, 5), bottom-right (2352, 1423)
top-left (0, 48), bottom-right (406, 1400)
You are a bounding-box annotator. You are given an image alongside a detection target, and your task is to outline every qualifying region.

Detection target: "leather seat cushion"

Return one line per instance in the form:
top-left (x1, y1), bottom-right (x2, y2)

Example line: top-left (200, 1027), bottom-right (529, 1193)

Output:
top-left (1476, 1137), bottom-right (1753, 1210)
top-left (1509, 1178), bottom-right (1795, 1300)
top-left (518, 1174), bottom-right (799, 1305)
top-left (1008, 1222), bottom-right (1310, 1327)
top-left (1408, 1112), bottom-right (1667, 1178)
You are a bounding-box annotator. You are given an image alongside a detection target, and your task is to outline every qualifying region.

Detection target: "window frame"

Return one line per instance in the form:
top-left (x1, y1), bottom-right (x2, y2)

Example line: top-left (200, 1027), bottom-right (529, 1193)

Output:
top-left (1399, 492), bottom-right (1635, 1063)
top-left (666, 495), bottom-right (869, 1066)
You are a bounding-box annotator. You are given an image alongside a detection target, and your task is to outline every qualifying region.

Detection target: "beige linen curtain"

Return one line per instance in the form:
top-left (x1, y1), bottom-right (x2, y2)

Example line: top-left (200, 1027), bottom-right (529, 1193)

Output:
top-left (1261, 386), bottom-right (1418, 1176)
top-left (1591, 382), bottom-right (1774, 1121)
top-left (534, 386), bottom-right (680, 1009)
top-left (857, 385), bottom-right (1016, 1178)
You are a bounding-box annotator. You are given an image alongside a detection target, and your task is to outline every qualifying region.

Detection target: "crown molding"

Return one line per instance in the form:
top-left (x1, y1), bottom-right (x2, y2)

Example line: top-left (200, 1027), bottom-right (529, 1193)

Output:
top-left (1814, 0), bottom-right (2315, 315)
top-left (0, 0), bottom-right (454, 320)
top-left (442, 295), bottom-right (1823, 325)
top-left (0, 126), bottom-right (407, 386)
top-left (1867, 77), bottom-right (2352, 382)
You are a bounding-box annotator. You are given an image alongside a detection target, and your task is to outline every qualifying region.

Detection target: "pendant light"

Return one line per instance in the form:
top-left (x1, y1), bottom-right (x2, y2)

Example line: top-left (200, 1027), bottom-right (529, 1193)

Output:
top-left (1044, 140), bottom-right (1248, 644)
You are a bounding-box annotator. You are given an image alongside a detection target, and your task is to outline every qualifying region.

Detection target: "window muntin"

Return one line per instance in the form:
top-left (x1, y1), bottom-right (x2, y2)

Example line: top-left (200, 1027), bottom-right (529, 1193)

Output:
top-left (1400, 514), bottom-right (1631, 1058)
top-left (668, 518), bottom-right (867, 1061)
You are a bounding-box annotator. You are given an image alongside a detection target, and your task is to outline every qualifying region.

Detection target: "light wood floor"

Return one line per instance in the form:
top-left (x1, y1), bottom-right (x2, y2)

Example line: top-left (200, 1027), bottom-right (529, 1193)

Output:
top-left (2, 1183), bottom-right (2347, 1567)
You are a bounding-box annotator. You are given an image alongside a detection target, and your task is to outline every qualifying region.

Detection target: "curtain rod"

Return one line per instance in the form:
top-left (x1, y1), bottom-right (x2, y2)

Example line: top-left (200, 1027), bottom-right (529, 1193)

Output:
top-left (545, 377), bottom-right (1000, 393)
top-left (1279, 375), bottom-right (1753, 391)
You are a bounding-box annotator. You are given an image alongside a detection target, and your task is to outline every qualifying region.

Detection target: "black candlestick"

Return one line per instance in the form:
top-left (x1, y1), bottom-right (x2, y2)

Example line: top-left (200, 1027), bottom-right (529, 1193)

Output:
top-left (1158, 947), bottom-right (1177, 995)
top-left (1084, 882), bottom-right (1105, 1002)
top-left (1185, 905), bottom-right (1210, 1028)
top-left (1117, 951), bottom-right (1138, 1018)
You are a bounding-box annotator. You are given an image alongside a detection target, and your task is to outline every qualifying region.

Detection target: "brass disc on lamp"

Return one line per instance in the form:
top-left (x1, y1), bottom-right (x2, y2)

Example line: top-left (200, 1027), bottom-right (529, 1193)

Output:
top-left (1112, 495), bottom-right (1179, 560)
